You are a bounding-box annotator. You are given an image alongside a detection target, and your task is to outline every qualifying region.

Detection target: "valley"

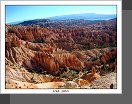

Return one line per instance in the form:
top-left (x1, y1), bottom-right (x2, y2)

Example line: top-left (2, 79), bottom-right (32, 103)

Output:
top-left (5, 18), bottom-right (117, 89)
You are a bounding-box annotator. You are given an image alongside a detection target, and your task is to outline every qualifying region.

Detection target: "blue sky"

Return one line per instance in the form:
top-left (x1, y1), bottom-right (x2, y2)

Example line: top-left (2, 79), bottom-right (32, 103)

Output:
top-left (6, 5), bottom-right (116, 23)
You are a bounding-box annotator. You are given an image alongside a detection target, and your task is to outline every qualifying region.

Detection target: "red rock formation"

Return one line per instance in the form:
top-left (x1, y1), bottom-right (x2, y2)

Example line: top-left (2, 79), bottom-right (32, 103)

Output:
top-left (82, 67), bottom-right (100, 82)
top-left (54, 53), bottom-right (84, 71)
top-left (40, 47), bottom-right (54, 54)
top-left (33, 52), bottom-right (59, 74)
top-left (5, 22), bottom-right (117, 89)
top-left (33, 52), bottom-right (84, 74)
top-left (6, 24), bottom-right (117, 51)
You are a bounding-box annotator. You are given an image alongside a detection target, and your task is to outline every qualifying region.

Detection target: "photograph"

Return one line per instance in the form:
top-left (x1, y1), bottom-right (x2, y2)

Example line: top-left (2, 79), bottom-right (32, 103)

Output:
top-left (1, 1), bottom-right (122, 94)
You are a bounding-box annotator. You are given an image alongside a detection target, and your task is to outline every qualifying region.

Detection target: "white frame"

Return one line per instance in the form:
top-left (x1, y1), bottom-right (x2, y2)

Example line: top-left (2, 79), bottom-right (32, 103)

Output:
top-left (0, 1), bottom-right (122, 94)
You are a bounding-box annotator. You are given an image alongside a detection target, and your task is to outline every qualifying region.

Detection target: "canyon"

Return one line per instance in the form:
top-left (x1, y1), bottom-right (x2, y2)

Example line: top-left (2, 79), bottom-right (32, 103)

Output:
top-left (5, 18), bottom-right (117, 89)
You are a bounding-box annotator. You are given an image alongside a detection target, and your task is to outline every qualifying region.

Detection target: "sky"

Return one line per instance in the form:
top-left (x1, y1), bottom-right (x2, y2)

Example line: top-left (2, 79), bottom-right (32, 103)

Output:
top-left (6, 5), bottom-right (116, 23)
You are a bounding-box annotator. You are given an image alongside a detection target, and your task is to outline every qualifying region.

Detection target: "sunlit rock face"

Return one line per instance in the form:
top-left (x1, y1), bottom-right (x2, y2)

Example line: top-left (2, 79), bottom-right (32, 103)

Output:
top-left (5, 18), bottom-right (117, 89)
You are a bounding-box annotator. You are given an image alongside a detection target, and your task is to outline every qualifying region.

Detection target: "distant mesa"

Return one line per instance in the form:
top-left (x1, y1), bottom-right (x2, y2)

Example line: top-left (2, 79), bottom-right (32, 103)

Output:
top-left (48, 13), bottom-right (116, 20)
top-left (7, 13), bottom-right (116, 25)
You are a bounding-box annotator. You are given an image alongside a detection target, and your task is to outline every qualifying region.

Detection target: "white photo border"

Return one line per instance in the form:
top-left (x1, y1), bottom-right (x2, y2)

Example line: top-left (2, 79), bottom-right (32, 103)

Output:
top-left (0, 1), bottom-right (122, 94)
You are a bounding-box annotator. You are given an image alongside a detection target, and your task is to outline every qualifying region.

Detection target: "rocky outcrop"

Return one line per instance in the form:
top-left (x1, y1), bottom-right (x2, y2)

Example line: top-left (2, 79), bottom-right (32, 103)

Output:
top-left (6, 23), bottom-right (116, 50)
top-left (6, 66), bottom-right (101, 89)
top-left (5, 19), bottom-right (117, 89)
top-left (32, 52), bottom-right (84, 74)
top-left (90, 72), bottom-right (117, 89)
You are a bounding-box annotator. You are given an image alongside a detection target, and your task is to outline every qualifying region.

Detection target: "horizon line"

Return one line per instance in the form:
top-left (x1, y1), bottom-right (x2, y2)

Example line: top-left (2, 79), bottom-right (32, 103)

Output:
top-left (6, 13), bottom-right (117, 24)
